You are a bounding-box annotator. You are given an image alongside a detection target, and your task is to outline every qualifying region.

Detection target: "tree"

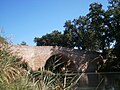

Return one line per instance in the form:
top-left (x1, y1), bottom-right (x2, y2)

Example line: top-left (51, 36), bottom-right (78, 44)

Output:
top-left (34, 30), bottom-right (63, 46)
top-left (73, 16), bottom-right (98, 51)
top-left (87, 3), bottom-right (111, 57)
top-left (98, 0), bottom-right (120, 71)
top-left (20, 41), bottom-right (27, 45)
top-left (107, 0), bottom-right (120, 59)
top-left (63, 20), bottom-right (75, 48)
top-left (63, 16), bottom-right (99, 51)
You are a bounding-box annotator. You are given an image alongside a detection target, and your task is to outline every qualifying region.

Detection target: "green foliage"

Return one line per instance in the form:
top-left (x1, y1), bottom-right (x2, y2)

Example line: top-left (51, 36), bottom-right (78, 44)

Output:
top-left (107, 0), bottom-right (120, 60)
top-left (20, 41), bottom-right (28, 46)
top-left (34, 30), bottom-right (63, 46)
top-left (64, 16), bottom-right (99, 50)
top-left (87, 3), bottom-right (108, 52)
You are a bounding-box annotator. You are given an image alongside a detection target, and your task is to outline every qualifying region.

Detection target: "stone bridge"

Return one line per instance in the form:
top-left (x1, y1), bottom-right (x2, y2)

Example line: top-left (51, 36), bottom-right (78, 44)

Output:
top-left (10, 45), bottom-right (103, 72)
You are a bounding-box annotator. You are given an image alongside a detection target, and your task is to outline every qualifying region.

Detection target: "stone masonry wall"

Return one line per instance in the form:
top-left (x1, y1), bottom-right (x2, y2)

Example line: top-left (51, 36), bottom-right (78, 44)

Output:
top-left (10, 45), bottom-right (102, 72)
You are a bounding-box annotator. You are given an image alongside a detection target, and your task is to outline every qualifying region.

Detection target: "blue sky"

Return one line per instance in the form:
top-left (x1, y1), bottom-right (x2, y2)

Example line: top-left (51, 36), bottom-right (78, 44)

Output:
top-left (0, 0), bottom-right (108, 46)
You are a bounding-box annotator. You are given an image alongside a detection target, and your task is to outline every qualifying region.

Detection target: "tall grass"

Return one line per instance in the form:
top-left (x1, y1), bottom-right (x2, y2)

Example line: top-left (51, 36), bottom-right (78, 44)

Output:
top-left (0, 44), bottom-right (25, 84)
top-left (30, 68), bottom-right (82, 90)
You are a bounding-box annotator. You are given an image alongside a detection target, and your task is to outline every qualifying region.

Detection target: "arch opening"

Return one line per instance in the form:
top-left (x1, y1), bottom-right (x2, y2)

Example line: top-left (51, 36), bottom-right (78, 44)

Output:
top-left (44, 53), bottom-right (77, 73)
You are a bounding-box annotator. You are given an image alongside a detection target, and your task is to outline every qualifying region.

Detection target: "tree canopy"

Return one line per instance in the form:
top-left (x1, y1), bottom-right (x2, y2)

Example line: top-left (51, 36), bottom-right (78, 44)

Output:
top-left (34, 30), bottom-right (63, 46)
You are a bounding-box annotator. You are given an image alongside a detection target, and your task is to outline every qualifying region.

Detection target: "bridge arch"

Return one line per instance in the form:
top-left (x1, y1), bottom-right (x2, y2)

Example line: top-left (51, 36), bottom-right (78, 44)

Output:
top-left (44, 53), bottom-right (77, 73)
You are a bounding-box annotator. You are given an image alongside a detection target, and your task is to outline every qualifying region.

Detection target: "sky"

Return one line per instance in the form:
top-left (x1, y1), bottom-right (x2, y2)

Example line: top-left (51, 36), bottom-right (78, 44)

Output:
top-left (0, 0), bottom-right (108, 46)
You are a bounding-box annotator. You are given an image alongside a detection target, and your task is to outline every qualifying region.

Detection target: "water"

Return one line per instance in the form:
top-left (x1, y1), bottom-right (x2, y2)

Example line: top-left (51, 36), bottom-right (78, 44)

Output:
top-left (77, 72), bottom-right (120, 90)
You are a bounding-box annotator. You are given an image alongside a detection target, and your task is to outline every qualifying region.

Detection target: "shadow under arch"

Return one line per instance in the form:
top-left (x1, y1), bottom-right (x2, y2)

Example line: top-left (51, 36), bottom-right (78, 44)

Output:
top-left (44, 53), bottom-right (77, 73)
